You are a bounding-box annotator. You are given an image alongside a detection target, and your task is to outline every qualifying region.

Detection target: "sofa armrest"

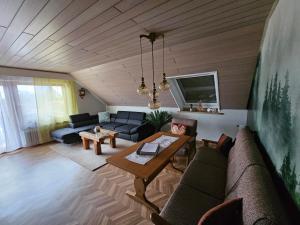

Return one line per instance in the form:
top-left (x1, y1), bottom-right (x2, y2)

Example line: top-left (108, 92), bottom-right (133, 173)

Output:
top-left (130, 122), bottom-right (155, 142)
top-left (150, 213), bottom-right (171, 225)
top-left (202, 138), bottom-right (218, 147)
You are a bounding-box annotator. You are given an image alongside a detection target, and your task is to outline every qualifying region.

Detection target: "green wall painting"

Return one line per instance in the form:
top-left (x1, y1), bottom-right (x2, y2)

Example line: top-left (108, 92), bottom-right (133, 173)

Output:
top-left (248, 0), bottom-right (300, 208)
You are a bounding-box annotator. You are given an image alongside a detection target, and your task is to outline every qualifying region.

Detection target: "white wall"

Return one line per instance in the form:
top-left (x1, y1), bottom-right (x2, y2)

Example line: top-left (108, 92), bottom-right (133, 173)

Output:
top-left (107, 106), bottom-right (247, 141)
top-left (76, 83), bottom-right (106, 115)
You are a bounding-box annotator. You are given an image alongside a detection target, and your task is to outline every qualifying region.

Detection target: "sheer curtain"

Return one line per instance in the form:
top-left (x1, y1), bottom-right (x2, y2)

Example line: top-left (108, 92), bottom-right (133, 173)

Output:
top-left (0, 76), bottom-right (39, 153)
top-left (34, 78), bottom-right (78, 143)
top-left (0, 76), bottom-right (78, 153)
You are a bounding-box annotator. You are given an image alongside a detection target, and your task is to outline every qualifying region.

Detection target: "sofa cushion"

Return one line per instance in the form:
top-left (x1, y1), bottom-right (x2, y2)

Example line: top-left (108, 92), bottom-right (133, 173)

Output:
top-left (73, 124), bottom-right (96, 133)
top-left (69, 113), bottom-right (90, 123)
top-left (198, 198), bottom-right (242, 225)
top-left (171, 123), bottom-right (187, 135)
top-left (69, 120), bottom-right (97, 128)
top-left (115, 111), bottom-right (130, 123)
top-left (180, 161), bottom-right (226, 200)
top-left (115, 124), bottom-right (139, 134)
top-left (226, 166), bottom-right (288, 225)
top-left (161, 184), bottom-right (222, 225)
top-left (226, 128), bottom-right (266, 195)
top-left (194, 147), bottom-right (227, 169)
top-left (127, 112), bottom-right (145, 125)
top-left (98, 111), bottom-right (110, 123)
top-left (100, 122), bottom-right (124, 130)
top-left (51, 128), bottom-right (76, 139)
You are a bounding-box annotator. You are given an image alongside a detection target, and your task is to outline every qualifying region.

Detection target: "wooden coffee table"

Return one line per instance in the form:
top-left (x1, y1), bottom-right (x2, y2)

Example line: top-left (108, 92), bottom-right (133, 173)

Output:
top-left (106, 132), bottom-right (191, 213)
top-left (79, 129), bottom-right (118, 155)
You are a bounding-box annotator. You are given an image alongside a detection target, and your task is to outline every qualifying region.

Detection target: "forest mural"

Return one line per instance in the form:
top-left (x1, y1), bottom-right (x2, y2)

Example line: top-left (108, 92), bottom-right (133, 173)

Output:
top-left (248, 0), bottom-right (300, 208)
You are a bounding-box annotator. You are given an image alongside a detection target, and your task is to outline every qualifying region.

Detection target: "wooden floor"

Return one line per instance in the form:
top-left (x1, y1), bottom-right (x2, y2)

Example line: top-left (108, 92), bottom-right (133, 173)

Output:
top-left (0, 143), bottom-right (183, 225)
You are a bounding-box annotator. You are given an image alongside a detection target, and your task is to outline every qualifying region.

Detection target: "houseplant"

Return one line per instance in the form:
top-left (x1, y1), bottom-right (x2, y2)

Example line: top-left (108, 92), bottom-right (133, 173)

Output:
top-left (146, 110), bottom-right (172, 132)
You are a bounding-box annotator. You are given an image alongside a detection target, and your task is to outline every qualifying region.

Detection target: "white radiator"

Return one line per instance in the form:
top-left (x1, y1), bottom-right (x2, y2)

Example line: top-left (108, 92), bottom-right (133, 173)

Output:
top-left (22, 127), bottom-right (40, 146)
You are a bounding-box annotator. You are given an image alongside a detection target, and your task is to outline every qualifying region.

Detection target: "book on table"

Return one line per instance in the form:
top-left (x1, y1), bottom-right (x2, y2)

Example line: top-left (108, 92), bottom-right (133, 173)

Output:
top-left (136, 143), bottom-right (160, 155)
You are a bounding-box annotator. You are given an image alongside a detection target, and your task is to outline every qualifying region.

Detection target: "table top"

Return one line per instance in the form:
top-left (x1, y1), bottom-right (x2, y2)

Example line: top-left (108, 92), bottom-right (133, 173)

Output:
top-left (106, 132), bottom-right (191, 181)
top-left (79, 129), bottom-right (118, 141)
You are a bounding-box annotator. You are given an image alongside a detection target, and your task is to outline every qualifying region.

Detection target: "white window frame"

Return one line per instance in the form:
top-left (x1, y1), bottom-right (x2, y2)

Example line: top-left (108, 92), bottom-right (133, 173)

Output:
top-left (167, 71), bottom-right (220, 110)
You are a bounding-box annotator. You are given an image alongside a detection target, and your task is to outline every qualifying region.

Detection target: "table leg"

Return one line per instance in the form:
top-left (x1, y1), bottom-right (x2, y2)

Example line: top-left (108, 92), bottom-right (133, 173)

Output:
top-left (126, 177), bottom-right (160, 213)
top-left (94, 140), bottom-right (101, 155)
top-left (82, 137), bottom-right (90, 150)
top-left (110, 136), bottom-right (116, 148)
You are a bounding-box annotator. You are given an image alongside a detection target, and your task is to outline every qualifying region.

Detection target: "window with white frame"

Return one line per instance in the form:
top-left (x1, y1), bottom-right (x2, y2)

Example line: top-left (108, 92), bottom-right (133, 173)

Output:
top-left (167, 71), bottom-right (220, 110)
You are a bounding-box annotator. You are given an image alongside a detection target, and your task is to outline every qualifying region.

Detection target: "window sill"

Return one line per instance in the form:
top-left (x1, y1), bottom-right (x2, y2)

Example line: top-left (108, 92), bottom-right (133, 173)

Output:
top-left (178, 110), bottom-right (224, 115)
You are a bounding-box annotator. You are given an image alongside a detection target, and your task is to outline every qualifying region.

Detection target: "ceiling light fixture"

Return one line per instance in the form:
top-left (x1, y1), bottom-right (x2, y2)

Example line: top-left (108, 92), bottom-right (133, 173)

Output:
top-left (137, 32), bottom-right (170, 109)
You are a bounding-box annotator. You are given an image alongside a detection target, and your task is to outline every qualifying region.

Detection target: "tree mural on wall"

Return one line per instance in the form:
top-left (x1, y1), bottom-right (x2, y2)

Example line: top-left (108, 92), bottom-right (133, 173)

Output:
top-left (260, 71), bottom-right (299, 204)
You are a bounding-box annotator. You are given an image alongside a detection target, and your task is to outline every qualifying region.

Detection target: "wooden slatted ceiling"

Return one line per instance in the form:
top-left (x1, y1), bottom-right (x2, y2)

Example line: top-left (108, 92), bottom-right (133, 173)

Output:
top-left (0, 0), bottom-right (274, 109)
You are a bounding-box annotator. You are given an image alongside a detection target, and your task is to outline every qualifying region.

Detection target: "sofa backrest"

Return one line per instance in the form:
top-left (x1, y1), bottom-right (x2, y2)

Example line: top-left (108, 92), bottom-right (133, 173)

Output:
top-left (70, 113), bottom-right (90, 123)
top-left (115, 111), bottom-right (145, 125)
top-left (226, 166), bottom-right (288, 225)
top-left (225, 128), bottom-right (266, 195)
top-left (225, 128), bottom-right (289, 225)
top-left (69, 113), bottom-right (98, 128)
top-left (128, 112), bottom-right (146, 125)
top-left (115, 111), bottom-right (130, 123)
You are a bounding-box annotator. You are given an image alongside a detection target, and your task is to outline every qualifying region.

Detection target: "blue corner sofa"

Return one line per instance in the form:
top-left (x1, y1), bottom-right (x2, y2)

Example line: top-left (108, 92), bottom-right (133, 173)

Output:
top-left (99, 111), bottom-right (155, 142)
top-left (51, 111), bottom-right (155, 144)
top-left (51, 113), bottom-right (99, 144)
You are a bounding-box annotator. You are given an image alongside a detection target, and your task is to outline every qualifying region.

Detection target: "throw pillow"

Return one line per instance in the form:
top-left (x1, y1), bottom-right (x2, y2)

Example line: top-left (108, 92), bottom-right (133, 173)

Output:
top-left (98, 111), bottom-right (110, 123)
top-left (171, 123), bottom-right (187, 135)
top-left (216, 133), bottom-right (233, 157)
top-left (198, 198), bottom-right (243, 225)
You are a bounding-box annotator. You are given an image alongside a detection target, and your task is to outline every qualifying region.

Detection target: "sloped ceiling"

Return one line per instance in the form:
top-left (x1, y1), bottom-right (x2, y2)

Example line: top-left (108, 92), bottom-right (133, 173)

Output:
top-left (0, 0), bottom-right (274, 109)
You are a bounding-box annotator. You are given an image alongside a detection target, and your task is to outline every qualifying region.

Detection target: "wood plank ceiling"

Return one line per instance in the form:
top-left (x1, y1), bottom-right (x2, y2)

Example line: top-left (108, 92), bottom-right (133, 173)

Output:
top-left (0, 0), bottom-right (275, 109)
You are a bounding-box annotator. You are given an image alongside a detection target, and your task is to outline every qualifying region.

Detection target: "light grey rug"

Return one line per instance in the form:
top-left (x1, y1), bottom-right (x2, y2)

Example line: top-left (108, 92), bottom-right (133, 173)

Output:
top-left (51, 138), bottom-right (134, 171)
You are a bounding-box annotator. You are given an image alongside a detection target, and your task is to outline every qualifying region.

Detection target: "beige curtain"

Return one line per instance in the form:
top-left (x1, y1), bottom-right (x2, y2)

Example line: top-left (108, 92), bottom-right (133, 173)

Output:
top-left (33, 78), bottom-right (78, 143)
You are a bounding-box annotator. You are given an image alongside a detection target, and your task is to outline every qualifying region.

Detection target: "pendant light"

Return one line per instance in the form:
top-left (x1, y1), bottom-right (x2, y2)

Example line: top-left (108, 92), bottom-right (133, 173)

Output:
top-left (137, 32), bottom-right (165, 109)
top-left (159, 34), bottom-right (170, 91)
top-left (148, 34), bottom-right (160, 109)
top-left (137, 37), bottom-right (149, 95)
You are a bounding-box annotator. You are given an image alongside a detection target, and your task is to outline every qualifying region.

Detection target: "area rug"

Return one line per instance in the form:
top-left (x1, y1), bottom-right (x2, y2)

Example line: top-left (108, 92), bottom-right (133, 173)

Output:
top-left (50, 138), bottom-right (134, 171)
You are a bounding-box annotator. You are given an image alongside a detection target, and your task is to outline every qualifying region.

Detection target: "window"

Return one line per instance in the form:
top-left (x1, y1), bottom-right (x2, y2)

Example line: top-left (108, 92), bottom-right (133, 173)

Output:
top-left (17, 85), bottom-right (38, 128)
top-left (167, 71), bottom-right (220, 110)
top-left (0, 76), bottom-right (78, 153)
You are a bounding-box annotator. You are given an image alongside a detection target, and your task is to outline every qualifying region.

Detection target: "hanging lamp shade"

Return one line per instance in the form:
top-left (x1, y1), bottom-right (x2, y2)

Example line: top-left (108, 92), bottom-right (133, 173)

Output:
top-left (137, 77), bottom-right (149, 95)
top-left (159, 73), bottom-right (170, 90)
top-left (148, 98), bottom-right (161, 109)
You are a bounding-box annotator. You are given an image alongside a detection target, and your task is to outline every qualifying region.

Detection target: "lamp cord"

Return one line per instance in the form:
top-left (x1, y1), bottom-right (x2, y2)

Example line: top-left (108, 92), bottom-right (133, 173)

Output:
top-left (162, 34), bottom-right (165, 74)
top-left (140, 37), bottom-right (144, 79)
top-left (152, 39), bottom-right (155, 87)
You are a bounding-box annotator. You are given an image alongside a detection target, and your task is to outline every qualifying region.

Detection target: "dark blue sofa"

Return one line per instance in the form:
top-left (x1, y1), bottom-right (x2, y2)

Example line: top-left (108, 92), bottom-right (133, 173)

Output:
top-left (51, 111), bottom-right (155, 144)
top-left (51, 113), bottom-right (98, 144)
top-left (100, 111), bottom-right (155, 142)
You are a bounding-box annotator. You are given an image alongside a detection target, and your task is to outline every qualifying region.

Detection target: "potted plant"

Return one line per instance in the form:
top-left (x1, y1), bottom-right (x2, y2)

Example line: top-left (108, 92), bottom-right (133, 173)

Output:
top-left (146, 110), bottom-right (172, 132)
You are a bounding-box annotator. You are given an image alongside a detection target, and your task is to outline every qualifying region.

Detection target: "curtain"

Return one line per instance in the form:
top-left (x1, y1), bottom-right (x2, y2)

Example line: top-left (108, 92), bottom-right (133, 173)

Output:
top-left (0, 76), bottom-right (39, 153)
top-left (33, 78), bottom-right (78, 143)
top-left (0, 76), bottom-right (78, 153)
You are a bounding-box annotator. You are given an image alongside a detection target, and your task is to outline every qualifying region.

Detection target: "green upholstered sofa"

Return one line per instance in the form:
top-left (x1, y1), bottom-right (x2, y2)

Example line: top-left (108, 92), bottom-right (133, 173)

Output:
top-left (151, 128), bottom-right (289, 225)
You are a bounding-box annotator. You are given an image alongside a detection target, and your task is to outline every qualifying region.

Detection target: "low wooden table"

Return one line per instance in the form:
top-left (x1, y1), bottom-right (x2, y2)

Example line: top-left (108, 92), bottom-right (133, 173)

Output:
top-left (106, 132), bottom-right (191, 213)
top-left (79, 129), bottom-right (118, 155)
